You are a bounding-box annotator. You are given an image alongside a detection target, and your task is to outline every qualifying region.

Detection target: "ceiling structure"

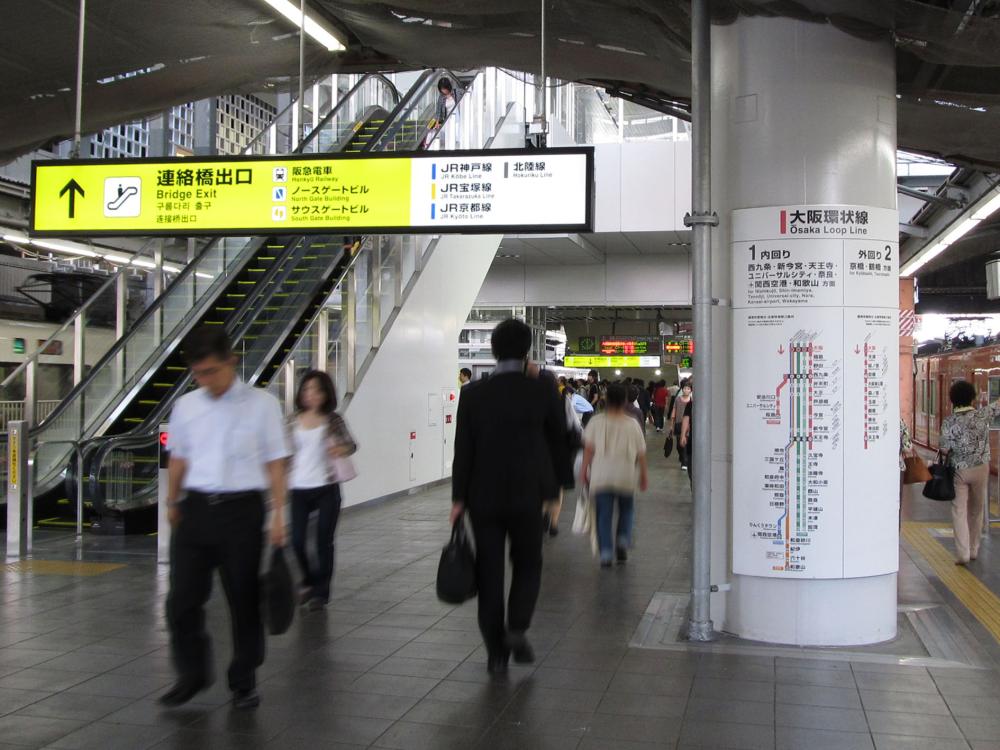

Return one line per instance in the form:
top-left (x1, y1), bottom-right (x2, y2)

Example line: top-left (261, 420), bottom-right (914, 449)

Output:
top-left (3, 1), bottom-right (1000, 169)
top-left (495, 231), bottom-right (691, 266)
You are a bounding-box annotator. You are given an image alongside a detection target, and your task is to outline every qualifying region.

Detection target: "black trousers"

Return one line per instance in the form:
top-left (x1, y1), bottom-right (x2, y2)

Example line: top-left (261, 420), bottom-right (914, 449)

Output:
top-left (290, 483), bottom-right (342, 602)
top-left (166, 492), bottom-right (264, 692)
top-left (469, 505), bottom-right (544, 657)
top-left (674, 423), bottom-right (689, 466)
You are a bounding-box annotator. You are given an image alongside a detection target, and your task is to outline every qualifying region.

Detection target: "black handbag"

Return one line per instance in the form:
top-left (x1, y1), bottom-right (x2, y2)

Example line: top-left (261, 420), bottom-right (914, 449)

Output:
top-left (663, 433), bottom-right (674, 458)
top-left (262, 546), bottom-right (295, 635)
top-left (436, 519), bottom-right (477, 604)
top-left (922, 454), bottom-right (956, 502)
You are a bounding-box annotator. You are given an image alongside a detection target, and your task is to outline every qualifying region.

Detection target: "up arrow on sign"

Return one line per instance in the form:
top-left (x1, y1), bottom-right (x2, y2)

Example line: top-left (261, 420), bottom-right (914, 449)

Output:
top-left (59, 179), bottom-right (85, 219)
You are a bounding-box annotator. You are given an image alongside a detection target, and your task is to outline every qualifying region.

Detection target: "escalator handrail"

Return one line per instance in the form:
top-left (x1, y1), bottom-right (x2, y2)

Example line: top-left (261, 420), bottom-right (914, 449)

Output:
top-left (298, 73), bottom-right (402, 153)
top-left (31, 79), bottom-right (397, 438)
top-left (370, 68), bottom-right (468, 151)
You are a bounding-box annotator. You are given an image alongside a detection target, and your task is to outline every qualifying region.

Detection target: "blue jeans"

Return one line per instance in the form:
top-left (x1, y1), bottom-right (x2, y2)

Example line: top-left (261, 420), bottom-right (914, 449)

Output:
top-left (594, 492), bottom-right (635, 562)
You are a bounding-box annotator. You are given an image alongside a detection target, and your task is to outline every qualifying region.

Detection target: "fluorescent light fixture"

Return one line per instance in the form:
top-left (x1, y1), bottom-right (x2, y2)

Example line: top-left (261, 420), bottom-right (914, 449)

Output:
top-left (655, 369), bottom-right (662, 376)
top-left (262, 0), bottom-right (345, 51)
top-left (195, 272), bottom-right (215, 280)
top-left (939, 217), bottom-right (981, 247)
top-left (163, 264), bottom-right (181, 274)
top-left (103, 253), bottom-right (131, 264)
top-left (131, 258), bottom-right (157, 269)
top-left (2, 232), bottom-right (29, 244)
top-left (972, 191), bottom-right (1000, 221)
top-left (30, 239), bottom-right (99, 258)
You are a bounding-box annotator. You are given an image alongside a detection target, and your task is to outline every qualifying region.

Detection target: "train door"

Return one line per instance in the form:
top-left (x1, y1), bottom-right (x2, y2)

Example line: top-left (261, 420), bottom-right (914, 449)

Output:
top-left (914, 360), bottom-right (927, 446)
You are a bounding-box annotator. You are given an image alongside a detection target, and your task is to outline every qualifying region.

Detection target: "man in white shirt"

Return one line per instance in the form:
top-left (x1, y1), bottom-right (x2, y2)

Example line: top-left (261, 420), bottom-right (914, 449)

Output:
top-left (160, 326), bottom-right (289, 710)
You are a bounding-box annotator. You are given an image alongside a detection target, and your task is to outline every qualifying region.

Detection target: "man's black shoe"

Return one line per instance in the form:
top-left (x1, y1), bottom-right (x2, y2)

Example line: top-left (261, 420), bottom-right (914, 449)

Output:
top-left (504, 631), bottom-right (535, 664)
top-left (486, 651), bottom-right (510, 675)
top-left (232, 688), bottom-right (260, 710)
top-left (158, 678), bottom-right (210, 707)
top-left (616, 547), bottom-right (628, 563)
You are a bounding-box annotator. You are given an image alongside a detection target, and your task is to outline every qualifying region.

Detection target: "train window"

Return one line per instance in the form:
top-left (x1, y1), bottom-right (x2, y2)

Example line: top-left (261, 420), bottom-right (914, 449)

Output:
top-left (930, 381), bottom-right (938, 417)
top-left (991, 378), bottom-right (1000, 428)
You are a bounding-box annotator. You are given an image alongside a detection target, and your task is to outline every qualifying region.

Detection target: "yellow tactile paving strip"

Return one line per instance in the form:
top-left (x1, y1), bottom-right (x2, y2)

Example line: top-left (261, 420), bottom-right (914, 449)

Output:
top-left (902, 521), bottom-right (1000, 643)
top-left (1, 560), bottom-right (126, 577)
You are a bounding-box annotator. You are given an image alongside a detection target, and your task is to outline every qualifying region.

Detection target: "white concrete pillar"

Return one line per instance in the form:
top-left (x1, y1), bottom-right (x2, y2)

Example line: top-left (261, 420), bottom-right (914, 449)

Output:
top-left (710, 16), bottom-right (899, 645)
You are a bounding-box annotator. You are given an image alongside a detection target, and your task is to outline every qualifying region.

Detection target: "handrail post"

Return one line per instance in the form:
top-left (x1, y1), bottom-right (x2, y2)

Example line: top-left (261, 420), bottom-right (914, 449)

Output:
top-left (371, 239), bottom-right (383, 349)
top-left (76, 441), bottom-right (84, 540)
top-left (114, 272), bottom-right (127, 390)
top-left (73, 310), bottom-right (86, 386)
top-left (315, 309), bottom-right (329, 371)
top-left (24, 360), bottom-right (36, 429)
top-left (345, 266), bottom-right (357, 394)
top-left (6, 421), bottom-right (31, 559)
top-left (283, 359), bottom-right (296, 415)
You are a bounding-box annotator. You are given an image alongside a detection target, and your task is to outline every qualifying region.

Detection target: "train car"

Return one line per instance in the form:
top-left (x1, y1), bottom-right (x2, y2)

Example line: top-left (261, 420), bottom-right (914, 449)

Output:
top-left (913, 343), bottom-right (1000, 477)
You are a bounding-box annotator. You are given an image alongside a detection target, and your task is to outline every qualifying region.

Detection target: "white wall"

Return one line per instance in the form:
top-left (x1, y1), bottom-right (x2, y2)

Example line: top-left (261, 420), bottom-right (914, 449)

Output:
top-left (595, 141), bottom-right (692, 232)
top-left (341, 234), bottom-right (501, 507)
top-left (475, 254), bottom-right (692, 307)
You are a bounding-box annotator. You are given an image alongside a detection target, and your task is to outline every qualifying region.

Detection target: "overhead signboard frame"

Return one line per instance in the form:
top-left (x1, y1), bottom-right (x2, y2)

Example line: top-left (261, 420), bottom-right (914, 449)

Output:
top-left (30, 147), bottom-right (594, 238)
top-left (563, 355), bottom-right (661, 368)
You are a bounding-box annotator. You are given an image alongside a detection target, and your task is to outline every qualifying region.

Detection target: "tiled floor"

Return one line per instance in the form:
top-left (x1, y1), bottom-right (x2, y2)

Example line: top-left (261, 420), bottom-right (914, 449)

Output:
top-left (0, 434), bottom-right (998, 749)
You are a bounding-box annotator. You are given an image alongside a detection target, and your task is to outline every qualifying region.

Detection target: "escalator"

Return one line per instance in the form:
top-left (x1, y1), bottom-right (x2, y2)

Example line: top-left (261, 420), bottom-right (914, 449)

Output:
top-left (70, 69), bottom-right (470, 529)
top-left (26, 73), bottom-right (403, 522)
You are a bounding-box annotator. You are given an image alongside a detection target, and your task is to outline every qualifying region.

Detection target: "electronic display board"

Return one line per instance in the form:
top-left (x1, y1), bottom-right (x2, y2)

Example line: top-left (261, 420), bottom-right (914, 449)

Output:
top-left (599, 336), bottom-right (662, 356)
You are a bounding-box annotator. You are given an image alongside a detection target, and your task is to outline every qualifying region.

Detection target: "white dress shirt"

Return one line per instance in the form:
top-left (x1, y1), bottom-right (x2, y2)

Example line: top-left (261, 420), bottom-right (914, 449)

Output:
top-left (167, 378), bottom-right (290, 493)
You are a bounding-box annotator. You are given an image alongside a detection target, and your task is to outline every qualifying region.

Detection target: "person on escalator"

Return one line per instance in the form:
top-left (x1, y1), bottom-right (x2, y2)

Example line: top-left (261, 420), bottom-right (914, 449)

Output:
top-left (288, 370), bottom-right (356, 611)
top-left (161, 326), bottom-right (289, 711)
top-left (432, 77), bottom-right (460, 148)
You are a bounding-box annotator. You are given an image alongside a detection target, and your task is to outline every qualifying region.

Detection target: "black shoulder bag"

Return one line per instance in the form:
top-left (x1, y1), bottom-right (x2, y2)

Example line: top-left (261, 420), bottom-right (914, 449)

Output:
top-left (436, 519), bottom-right (477, 604)
top-left (922, 453), bottom-right (956, 502)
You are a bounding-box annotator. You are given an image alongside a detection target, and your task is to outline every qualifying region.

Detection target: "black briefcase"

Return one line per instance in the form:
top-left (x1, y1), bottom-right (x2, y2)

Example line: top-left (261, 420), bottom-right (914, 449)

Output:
top-left (436, 520), bottom-right (477, 604)
top-left (263, 546), bottom-right (295, 635)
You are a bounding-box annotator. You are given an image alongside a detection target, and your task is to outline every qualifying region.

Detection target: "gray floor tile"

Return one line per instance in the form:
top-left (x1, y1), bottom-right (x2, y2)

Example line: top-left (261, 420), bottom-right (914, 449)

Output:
top-left (280, 713), bottom-right (395, 745)
top-left (577, 739), bottom-right (658, 750)
top-left (347, 672), bottom-right (440, 698)
top-left (942, 693), bottom-right (1000, 717)
top-left (507, 685), bottom-right (605, 713)
top-left (15, 693), bottom-right (133, 723)
top-left (0, 687), bottom-right (50, 717)
top-left (401, 697), bottom-right (500, 729)
top-left (776, 727), bottom-right (875, 750)
top-left (587, 712), bottom-right (682, 744)
top-left (496, 706), bottom-right (593, 737)
top-left (777, 683), bottom-right (862, 709)
top-left (0, 715), bottom-right (85, 748)
top-left (596, 690), bottom-right (687, 718)
top-left (777, 666), bottom-right (858, 689)
top-left (46, 721), bottom-right (178, 750)
top-left (302, 690), bottom-right (420, 720)
top-left (370, 655), bottom-right (462, 679)
top-left (854, 671), bottom-right (939, 694)
top-left (679, 720), bottom-right (776, 750)
top-left (474, 727), bottom-right (580, 750)
top-left (531, 667), bottom-right (614, 692)
top-left (683, 697), bottom-right (774, 727)
top-left (873, 736), bottom-right (972, 750)
top-left (932, 675), bottom-right (1000, 699)
top-left (955, 715), bottom-right (1000, 741)
top-left (775, 703), bottom-right (869, 732)
top-left (372, 718), bottom-right (482, 749)
top-left (606, 670), bottom-right (693, 697)
top-left (865, 710), bottom-right (964, 739)
top-left (859, 689), bottom-right (951, 715)
top-left (0, 669), bottom-right (90, 693)
top-left (776, 657), bottom-right (854, 672)
top-left (64, 674), bottom-right (170, 700)
top-left (425, 678), bottom-right (519, 707)
top-left (692, 676), bottom-right (774, 703)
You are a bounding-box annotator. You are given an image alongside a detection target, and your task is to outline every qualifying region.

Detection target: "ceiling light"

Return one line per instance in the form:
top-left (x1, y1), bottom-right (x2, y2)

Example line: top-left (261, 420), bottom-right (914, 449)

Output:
top-left (103, 253), bottom-right (131, 264)
top-left (972, 191), bottom-right (1000, 221)
top-left (262, 0), bottom-right (346, 51)
top-left (195, 272), bottom-right (215, 280)
top-left (131, 258), bottom-right (157, 269)
top-left (2, 232), bottom-right (29, 244)
top-left (655, 369), bottom-right (662, 376)
top-left (30, 239), bottom-right (99, 258)
top-left (163, 264), bottom-right (181, 274)
top-left (615, 369), bottom-right (622, 376)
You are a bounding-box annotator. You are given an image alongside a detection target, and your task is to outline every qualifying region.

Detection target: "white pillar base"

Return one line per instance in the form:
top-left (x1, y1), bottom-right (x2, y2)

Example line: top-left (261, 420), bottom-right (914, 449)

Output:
top-left (727, 573), bottom-right (898, 646)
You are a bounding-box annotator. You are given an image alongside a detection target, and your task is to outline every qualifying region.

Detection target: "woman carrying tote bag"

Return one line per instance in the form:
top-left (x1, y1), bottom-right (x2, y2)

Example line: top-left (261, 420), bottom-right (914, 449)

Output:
top-left (939, 380), bottom-right (1000, 565)
top-left (289, 370), bottom-right (357, 610)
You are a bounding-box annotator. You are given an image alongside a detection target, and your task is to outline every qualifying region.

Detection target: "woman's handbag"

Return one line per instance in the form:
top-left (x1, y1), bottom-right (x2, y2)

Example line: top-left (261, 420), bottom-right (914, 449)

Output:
top-left (922, 454), bottom-right (956, 502)
top-left (436, 519), bottom-right (477, 604)
top-left (903, 456), bottom-right (931, 485)
top-left (663, 433), bottom-right (674, 458)
top-left (330, 455), bottom-right (357, 483)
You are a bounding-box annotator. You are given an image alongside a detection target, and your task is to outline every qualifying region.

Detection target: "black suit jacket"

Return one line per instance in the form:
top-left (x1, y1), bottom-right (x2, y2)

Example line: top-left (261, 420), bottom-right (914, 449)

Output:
top-left (452, 370), bottom-right (573, 514)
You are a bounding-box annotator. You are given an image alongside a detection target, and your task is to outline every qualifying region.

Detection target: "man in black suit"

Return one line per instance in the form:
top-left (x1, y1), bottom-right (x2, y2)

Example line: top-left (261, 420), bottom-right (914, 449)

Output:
top-left (451, 319), bottom-right (572, 674)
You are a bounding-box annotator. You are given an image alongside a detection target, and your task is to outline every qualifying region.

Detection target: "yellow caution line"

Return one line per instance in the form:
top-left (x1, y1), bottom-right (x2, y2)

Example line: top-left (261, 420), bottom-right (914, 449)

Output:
top-left (902, 521), bottom-right (1000, 643)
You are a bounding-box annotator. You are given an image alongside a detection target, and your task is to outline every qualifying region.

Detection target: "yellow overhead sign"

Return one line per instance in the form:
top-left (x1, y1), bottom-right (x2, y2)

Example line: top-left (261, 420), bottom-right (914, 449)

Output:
top-left (30, 149), bottom-right (593, 237)
top-left (563, 356), bottom-right (661, 368)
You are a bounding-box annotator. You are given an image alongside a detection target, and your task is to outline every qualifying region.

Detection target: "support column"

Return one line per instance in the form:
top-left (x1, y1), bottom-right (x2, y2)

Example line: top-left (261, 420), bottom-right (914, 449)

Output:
top-left (710, 16), bottom-right (899, 644)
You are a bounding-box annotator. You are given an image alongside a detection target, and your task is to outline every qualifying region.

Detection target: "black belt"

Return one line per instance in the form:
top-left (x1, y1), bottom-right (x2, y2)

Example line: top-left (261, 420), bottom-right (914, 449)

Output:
top-left (187, 490), bottom-right (263, 506)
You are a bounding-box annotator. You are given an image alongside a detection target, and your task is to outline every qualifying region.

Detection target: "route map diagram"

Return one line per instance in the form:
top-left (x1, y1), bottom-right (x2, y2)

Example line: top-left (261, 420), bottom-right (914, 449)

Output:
top-left (731, 206), bottom-right (899, 580)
